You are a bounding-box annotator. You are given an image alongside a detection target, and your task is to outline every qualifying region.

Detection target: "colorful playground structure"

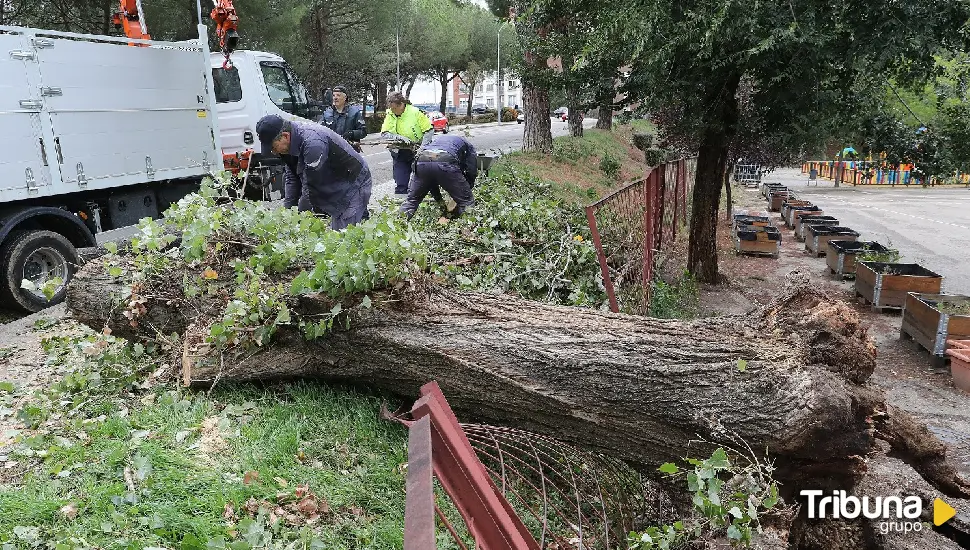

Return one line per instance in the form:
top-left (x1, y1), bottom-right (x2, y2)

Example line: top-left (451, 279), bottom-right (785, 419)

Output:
top-left (802, 160), bottom-right (969, 186)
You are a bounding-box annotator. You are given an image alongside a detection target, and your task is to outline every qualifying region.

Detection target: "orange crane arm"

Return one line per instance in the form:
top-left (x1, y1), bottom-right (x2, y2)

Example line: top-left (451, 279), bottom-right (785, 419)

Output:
top-left (112, 0), bottom-right (151, 42)
top-left (113, 0), bottom-right (239, 65)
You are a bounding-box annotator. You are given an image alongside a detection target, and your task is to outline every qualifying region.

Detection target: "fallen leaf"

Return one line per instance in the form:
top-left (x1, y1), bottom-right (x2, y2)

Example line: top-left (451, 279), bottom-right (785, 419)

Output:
top-left (243, 470), bottom-right (259, 485)
top-left (222, 502), bottom-right (237, 522)
top-left (294, 484), bottom-right (309, 499)
top-left (296, 497), bottom-right (318, 515)
top-left (202, 268), bottom-right (219, 280)
top-left (273, 476), bottom-right (288, 488)
top-left (60, 503), bottom-right (79, 520)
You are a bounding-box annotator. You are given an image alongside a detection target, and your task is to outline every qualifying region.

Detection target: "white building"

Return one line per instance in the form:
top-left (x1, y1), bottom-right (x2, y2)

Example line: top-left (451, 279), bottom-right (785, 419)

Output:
top-left (453, 72), bottom-right (521, 112)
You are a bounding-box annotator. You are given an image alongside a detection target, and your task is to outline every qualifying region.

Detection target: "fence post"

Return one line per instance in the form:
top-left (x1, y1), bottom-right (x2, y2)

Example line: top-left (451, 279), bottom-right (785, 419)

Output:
top-left (643, 171), bottom-right (657, 292)
top-left (585, 206), bottom-right (620, 313)
top-left (672, 160), bottom-right (682, 241)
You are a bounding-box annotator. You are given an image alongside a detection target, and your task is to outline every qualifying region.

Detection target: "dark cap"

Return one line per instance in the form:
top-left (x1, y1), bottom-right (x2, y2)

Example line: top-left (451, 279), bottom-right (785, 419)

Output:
top-left (332, 85), bottom-right (348, 95)
top-left (255, 114), bottom-right (285, 155)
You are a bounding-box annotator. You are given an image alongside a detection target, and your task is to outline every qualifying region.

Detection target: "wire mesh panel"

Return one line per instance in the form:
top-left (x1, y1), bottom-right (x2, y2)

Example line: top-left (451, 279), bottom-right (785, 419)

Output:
top-left (586, 158), bottom-right (696, 315)
top-left (461, 424), bottom-right (663, 549)
top-left (585, 175), bottom-right (653, 315)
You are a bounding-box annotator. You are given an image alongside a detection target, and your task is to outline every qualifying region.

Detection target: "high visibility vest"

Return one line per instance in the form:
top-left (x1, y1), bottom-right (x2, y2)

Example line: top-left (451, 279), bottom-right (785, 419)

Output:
top-left (381, 104), bottom-right (433, 142)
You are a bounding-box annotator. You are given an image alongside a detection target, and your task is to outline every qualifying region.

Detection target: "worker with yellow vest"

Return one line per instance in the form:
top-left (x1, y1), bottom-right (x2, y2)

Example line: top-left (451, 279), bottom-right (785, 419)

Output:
top-left (381, 91), bottom-right (435, 196)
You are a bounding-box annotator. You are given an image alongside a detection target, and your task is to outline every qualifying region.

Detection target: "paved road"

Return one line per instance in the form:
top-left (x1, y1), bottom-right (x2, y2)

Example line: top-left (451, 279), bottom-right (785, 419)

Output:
top-left (767, 168), bottom-right (970, 295)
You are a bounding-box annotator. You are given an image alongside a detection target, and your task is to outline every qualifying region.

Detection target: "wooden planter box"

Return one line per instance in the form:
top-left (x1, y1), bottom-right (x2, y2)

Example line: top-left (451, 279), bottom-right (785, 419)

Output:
top-left (762, 183), bottom-right (786, 199)
top-left (825, 241), bottom-right (892, 279)
top-left (901, 293), bottom-right (970, 368)
top-left (734, 225), bottom-right (781, 258)
top-left (768, 190), bottom-right (794, 212)
top-left (948, 340), bottom-right (970, 391)
top-left (795, 216), bottom-right (839, 242)
top-left (856, 263), bottom-right (943, 312)
top-left (780, 200), bottom-right (812, 222)
top-left (784, 205), bottom-right (822, 228)
top-left (806, 226), bottom-right (859, 256)
top-left (733, 214), bottom-right (771, 230)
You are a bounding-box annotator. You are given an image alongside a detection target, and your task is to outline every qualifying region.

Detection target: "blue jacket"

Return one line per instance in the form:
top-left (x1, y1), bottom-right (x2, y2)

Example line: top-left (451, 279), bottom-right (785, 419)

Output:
top-left (316, 104), bottom-right (367, 142)
top-left (421, 134), bottom-right (479, 186)
top-left (281, 122), bottom-right (371, 217)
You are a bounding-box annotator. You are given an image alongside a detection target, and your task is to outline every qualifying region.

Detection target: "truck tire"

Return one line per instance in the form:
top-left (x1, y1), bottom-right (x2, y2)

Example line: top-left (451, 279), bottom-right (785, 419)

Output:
top-left (0, 230), bottom-right (79, 312)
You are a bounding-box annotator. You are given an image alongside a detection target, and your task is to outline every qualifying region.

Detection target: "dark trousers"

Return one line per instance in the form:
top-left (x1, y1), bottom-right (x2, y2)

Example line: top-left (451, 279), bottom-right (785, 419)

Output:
top-left (400, 161), bottom-right (475, 217)
top-left (392, 150), bottom-right (415, 194)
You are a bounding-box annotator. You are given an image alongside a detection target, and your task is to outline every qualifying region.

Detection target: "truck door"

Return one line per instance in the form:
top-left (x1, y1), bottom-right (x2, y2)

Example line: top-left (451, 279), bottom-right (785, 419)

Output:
top-left (32, 33), bottom-right (219, 190)
top-left (0, 32), bottom-right (57, 201)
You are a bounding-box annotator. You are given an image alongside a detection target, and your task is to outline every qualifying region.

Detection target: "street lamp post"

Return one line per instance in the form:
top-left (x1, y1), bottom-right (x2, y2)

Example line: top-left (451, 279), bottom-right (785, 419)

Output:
top-left (396, 27), bottom-right (401, 92)
top-left (496, 22), bottom-right (508, 123)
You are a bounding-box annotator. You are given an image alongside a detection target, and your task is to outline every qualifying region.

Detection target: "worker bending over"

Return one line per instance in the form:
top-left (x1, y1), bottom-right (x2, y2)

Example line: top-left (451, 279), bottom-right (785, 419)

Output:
top-left (399, 134), bottom-right (477, 220)
top-left (256, 114), bottom-right (373, 230)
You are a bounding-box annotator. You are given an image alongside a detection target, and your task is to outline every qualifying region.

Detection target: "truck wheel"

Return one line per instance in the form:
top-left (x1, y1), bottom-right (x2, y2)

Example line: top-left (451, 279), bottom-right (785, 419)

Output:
top-left (0, 230), bottom-right (79, 312)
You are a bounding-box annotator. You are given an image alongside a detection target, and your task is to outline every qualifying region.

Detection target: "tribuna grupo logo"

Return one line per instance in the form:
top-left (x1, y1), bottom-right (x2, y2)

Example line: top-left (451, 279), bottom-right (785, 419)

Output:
top-left (801, 490), bottom-right (956, 535)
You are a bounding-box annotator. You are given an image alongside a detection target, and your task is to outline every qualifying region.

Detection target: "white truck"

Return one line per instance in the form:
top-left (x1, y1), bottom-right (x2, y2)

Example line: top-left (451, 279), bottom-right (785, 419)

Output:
top-left (0, 23), bottom-right (318, 312)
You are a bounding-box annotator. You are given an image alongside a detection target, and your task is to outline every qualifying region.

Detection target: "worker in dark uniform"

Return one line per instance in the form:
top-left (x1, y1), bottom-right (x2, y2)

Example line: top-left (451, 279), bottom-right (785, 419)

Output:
top-left (399, 134), bottom-right (477, 219)
top-left (256, 114), bottom-right (372, 230)
top-left (317, 85), bottom-right (366, 152)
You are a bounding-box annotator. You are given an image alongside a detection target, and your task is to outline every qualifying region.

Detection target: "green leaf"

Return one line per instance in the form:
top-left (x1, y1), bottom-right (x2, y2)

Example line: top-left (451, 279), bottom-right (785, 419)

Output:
top-left (728, 506), bottom-right (743, 518)
top-left (361, 295), bottom-right (372, 309)
top-left (658, 462), bottom-right (679, 474)
top-left (709, 448), bottom-right (730, 469)
top-left (0, 382), bottom-right (14, 393)
top-left (330, 303), bottom-right (342, 316)
top-left (105, 242), bottom-right (118, 254)
top-left (736, 359), bottom-right (747, 372)
top-left (108, 266), bottom-right (123, 278)
top-left (763, 484), bottom-right (779, 508)
top-left (726, 525), bottom-right (742, 540)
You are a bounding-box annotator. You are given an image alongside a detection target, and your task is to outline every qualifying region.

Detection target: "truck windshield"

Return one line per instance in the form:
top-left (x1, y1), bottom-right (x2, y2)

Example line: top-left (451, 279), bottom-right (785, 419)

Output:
top-left (260, 62), bottom-right (312, 118)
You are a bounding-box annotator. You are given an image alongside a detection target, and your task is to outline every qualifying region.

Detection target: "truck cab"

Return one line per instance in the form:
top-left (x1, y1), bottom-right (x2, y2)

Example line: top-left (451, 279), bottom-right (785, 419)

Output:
top-left (211, 51), bottom-right (322, 200)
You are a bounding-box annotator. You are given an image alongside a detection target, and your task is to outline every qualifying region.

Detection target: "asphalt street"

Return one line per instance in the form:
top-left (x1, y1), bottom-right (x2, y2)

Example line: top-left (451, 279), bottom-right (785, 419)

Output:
top-left (768, 168), bottom-right (970, 295)
top-left (358, 117), bottom-right (596, 207)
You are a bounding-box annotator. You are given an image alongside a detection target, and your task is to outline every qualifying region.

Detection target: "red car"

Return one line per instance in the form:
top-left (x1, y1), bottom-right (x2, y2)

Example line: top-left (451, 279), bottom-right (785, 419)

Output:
top-left (425, 111), bottom-right (450, 133)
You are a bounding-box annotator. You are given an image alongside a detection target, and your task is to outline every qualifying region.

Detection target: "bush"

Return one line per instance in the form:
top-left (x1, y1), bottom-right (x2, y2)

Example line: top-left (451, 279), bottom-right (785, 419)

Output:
top-left (599, 152), bottom-right (621, 180)
top-left (474, 112), bottom-right (497, 124)
top-left (644, 148), bottom-right (665, 167)
top-left (650, 270), bottom-right (699, 319)
top-left (501, 107), bottom-right (518, 121)
top-left (632, 132), bottom-right (654, 151)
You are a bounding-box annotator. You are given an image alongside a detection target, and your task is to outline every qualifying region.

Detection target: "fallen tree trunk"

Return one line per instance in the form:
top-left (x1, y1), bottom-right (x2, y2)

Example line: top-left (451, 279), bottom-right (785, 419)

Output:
top-left (65, 262), bottom-right (970, 503)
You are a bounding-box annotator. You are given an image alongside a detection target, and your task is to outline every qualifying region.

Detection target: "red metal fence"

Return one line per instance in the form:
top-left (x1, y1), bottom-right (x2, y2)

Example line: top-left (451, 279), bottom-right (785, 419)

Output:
top-left (395, 382), bottom-right (653, 549)
top-left (585, 158), bottom-right (695, 315)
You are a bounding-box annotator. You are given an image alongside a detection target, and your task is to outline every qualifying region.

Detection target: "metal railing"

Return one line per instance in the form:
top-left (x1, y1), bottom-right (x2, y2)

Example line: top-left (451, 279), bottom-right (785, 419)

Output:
top-left (585, 158), bottom-right (695, 315)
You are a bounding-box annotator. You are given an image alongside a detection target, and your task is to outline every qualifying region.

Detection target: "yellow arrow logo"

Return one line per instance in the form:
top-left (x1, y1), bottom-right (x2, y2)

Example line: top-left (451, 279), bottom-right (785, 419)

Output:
top-left (934, 498), bottom-right (956, 526)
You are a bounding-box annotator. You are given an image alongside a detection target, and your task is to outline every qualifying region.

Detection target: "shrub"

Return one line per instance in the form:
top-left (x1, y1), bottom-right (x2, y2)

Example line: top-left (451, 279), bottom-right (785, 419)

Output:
top-left (599, 152), bottom-right (621, 180)
top-left (632, 132), bottom-right (654, 151)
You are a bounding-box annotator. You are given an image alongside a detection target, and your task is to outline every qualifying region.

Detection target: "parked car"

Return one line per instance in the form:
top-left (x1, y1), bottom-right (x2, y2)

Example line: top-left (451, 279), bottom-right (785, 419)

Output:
top-left (425, 110), bottom-right (450, 133)
top-left (559, 109), bottom-right (569, 121)
top-left (552, 106), bottom-right (567, 117)
top-left (516, 111), bottom-right (524, 124)
top-left (471, 104), bottom-right (489, 115)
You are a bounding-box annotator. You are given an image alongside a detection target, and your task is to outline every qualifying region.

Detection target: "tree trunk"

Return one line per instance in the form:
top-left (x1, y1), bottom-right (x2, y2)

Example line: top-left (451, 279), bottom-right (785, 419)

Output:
top-left (687, 75), bottom-right (741, 284)
top-left (596, 104), bottom-right (613, 130)
top-left (522, 84), bottom-right (552, 153)
top-left (65, 259), bottom-right (970, 506)
top-left (438, 72), bottom-right (449, 114)
top-left (724, 162), bottom-right (734, 221)
top-left (566, 84), bottom-right (583, 138)
top-left (376, 82), bottom-right (387, 112)
top-left (405, 76), bottom-right (416, 99)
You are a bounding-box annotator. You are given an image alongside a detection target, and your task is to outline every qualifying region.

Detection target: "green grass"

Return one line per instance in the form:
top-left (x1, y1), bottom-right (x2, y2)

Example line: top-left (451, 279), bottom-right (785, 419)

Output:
top-left (0, 329), bottom-right (420, 549)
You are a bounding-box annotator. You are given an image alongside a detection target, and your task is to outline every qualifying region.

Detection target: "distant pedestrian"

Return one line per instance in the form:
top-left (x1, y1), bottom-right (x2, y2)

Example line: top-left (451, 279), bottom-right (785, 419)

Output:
top-left (381, 91), bottom-right (434, 196)
top-left (317, 85), bottom-right (366, 153)
top-left (256, 114), bottom-right (373, 230)
top-left (400, 134), bottom-right (477, 220)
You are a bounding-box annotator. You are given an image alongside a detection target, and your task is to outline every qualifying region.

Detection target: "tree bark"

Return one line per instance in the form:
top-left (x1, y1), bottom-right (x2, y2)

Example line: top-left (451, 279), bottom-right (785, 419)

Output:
top-left (65, 260), bottom-right (970, 505)
top-left (688, 75), bottom-right (741, 284)
top-left (376, 82), bottom-right (387, 112)
top-left (522, 84), bottom-right (552, 153)
top-left (596, 104), bottom-right (613, 130)
top-left (566, 83), bottom-right (583, 138)
top-left (405, 76), bottom-right (416, 100)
